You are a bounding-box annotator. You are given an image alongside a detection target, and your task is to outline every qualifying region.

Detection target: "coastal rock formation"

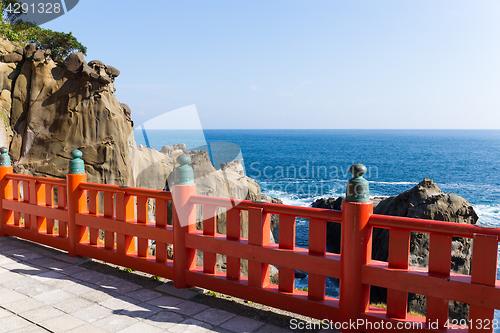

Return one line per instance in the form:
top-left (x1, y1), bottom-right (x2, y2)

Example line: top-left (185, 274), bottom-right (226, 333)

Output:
top-left (0, 38), bottom-right (261, 202)
top-left (312, 179), bottom-right (478, 320)
top-left (0, 38), bottom-right (270, 286)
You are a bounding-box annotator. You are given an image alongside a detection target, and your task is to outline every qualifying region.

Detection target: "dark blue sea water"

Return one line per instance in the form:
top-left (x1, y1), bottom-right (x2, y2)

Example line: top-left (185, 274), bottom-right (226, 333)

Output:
top-left (135, 129), bottom-right (500, 322)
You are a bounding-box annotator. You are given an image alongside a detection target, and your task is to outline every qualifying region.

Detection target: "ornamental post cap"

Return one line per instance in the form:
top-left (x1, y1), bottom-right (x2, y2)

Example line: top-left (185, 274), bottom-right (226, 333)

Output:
top-left (69, 149), bottom-right (85, 174)
top-left (345, 163), bottom-right (370, 203)
top-left (177, 154), bottom-right (191, 166)
top-left (0, 147), bottom-right (10, 167)
top-left (174, 154), bottom-right (194, 185)
top-left (350, 163), bottom-right (367, 178)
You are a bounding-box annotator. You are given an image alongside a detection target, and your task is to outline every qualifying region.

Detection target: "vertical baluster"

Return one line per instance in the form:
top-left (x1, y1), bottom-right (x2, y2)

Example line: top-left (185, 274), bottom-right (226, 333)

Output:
top-left (0, 149), bottom-right (13, 237)
top-left (88, 190), bottom-right (98, 245)
top-left (226, 208), bottom-right (241, 280)
top-left (155, 198), bottom-right (168, 262)
top-left (66, 150), bottom-right (88, 257)
top-left (387, 229), bottom-right (410, 319)
top-left (45, 184), bottom-right (54, 234)
top-left (13, 180), bottom-right (19, 226)
top-left (279, 215), bottom-right (295, 292)
top-left (58, 186), bottom-right (67, 238)
top-left (104, 192), bottom-right (114, 249)
top-left (308, 218), bottom-right (326, 300)
top-left (23, 180), bottom-right (30, 229)
top-left (203, 205), bottom-right (217, 274)
top-left (30, 179), bottom-right (46, 233)
top-left (116, 191), bottom-right (135, 255)
top-left (339, 164), bottom-right (372, 333)
top-left (248, 207), bottom-right (270, 288)
top-left (469, 234), bottom-right (498, 333)
top-left (137, 196), bottom-right (148, 257)
top-left (426, 233), bottom-right (452, 328)
top-left (172, 154), bottom-right (197, 288)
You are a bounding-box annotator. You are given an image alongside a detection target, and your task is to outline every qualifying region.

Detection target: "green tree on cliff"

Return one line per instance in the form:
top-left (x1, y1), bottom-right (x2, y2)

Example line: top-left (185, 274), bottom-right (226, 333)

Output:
top-left (0, 0), bottom-right (86, 61)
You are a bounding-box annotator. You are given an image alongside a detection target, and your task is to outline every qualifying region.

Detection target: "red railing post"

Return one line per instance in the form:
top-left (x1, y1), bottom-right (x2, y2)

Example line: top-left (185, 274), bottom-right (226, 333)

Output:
top-left (340, 164), bottom-right (373, 332)
top-left (172, 154), bottom-right (196, 289)
top-left (0, 147), bottom-right (13, 237)
top-left (67, 149), bottom-right (88, 257)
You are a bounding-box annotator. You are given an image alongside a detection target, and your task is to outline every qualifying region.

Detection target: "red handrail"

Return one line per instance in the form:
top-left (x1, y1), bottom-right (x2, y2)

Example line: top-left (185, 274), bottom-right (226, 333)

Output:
top-left (0, 168), bottom-right (497, 332)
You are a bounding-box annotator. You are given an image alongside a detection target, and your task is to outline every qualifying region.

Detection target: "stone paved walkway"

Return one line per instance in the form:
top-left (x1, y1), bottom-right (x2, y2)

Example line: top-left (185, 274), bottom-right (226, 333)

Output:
top-left (0, 236), bottom-right (339, 333)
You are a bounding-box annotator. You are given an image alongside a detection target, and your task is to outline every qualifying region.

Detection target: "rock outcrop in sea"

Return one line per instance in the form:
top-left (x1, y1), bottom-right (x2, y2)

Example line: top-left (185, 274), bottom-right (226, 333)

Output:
top-left (311, 178), bottom-right (478, 321)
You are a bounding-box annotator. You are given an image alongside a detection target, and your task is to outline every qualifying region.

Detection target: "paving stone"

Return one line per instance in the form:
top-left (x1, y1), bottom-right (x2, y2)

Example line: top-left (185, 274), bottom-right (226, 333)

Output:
top-left (0, 257), bottom-right (16, 266)
top-left (65, 323), bottom-right (109, 333)
top-left (0, 271), bottom-right (22, 283)
top-left (39, 313), bottom-right (86, 332)
top-left (0, 314), bottom-right (32, 331)
top-left (16, 281), bottom-right (56, 297)
top-left (72, 270), bottom-right (108, 282)
top-left (53, 253), bottom-right (90, 265)
top-left (54, 296), bottom-right (95, 313)
top-left (39, 259), bottom-right (72, 271)
top-left (2, 276), bottom-right (39, 290)
top-left (116, 321), bottom-right (164, 333)
top-left (32, 270), bottom-right (67, 281)
top-left (118, 302), bottom-right (162, 319)
top-left (2, 297), bottom-right (46, 313)
top-left (146, 295), bottom-right (185, 308)
top-left (3, 247), bottom-right (31, 256)
top-left (29, 257), bottom-right (59, 267)
top-left (94, 274), bottom-right (124, 288)
top-left (9, 324), bottom-right (50, 333)
top-left (100, 295), bottom-right (140, 310)
top-left (125, 288), bottom-right (162, 301)
top-left (80, 289), bottom-right (114, 303)
top-left (12, 251), bottom-right (45, 261)
top-left (0, 245), bottom-right (19, 252)
top-left (194, 308), bottom-right (237, 326)
top-left (62, 282), bottom-right (96, 295)
top-left (0, 289), bottom-right (29, 304)
top-left (19, 305), bottom-right (66, 322)
top-left (34, 289), bottom-right (75, 305)
top-left (168, 318), bottom-right (213, 333)
top-left (155, 281), bottom-right (203, 300)
top-left (0, 307), bottom-right (12, 318)
top-left (92, 314), bottom-right (139, 332)
top-left (60, 265), bottom-right (88, 276)
top-left (142, 310), bottom-right (184, 329)
top-left (168, 300), bottom-right (210, 316)
top-left (3, 262), bottom-right (48, 275)
top-left (107, 280), bottom-right (142, 294)
top-left (72, 304), bottom-right (114, 323)
top-left (220, 316), bottom-right (265, 333)
top-left (253, 324), bottom-right (294, 333)
top-left (32, 271), bottom-right (76, 288)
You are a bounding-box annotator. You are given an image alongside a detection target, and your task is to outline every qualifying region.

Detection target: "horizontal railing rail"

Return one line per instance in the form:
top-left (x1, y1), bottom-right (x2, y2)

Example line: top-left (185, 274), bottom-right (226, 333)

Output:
top-left (0, 149), bottom-right (497, 332)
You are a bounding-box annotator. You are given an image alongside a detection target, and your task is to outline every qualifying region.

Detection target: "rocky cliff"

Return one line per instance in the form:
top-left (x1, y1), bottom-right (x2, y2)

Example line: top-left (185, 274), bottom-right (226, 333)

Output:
top-left (312, 179), bottom-right (479, 321)
top-left (0, 38), bottom-right (261, 207)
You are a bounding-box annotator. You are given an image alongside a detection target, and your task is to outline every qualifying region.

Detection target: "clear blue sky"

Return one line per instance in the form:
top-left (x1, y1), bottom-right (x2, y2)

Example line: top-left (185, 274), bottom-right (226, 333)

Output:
top-left (42, 0), bottom-right (500, 129)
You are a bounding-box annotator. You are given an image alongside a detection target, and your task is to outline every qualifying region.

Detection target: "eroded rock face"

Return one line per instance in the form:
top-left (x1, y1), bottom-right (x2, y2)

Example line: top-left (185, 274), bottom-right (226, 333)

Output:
top-left (0, 38), bottom-right (268, 290)
top-left (311, 179), bottom-right (478, 321)
top-left (7, 48), bottom-right (132, 185)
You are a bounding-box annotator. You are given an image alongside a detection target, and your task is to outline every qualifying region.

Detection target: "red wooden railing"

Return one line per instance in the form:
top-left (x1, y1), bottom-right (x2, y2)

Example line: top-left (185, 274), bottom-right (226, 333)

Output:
top-left (0, 154), bottom-right (499, 332)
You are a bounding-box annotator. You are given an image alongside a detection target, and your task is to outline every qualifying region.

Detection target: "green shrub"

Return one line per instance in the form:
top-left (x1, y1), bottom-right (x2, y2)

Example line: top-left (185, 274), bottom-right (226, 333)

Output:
top-left (0, 20), bottom-right (86, 61)
top-left (0, 0), bottom-right (86, 61)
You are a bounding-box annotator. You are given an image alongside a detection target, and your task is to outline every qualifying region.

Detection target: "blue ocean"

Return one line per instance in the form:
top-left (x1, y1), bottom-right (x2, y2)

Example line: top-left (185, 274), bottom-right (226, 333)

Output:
top-left (135, 129), bottom-right (500, 324)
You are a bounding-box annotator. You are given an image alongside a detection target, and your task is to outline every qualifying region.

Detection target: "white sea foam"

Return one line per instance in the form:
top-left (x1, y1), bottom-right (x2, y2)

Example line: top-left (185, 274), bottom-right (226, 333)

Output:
top-left (473, 204), bottom-right (500, 226)
top-left (368, 181), bottom-right (418, 186)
